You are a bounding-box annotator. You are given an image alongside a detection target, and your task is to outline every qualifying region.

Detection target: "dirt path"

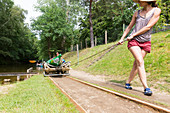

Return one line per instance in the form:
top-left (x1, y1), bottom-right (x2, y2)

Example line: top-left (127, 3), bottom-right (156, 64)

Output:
top-left (69, 69), bottom-right (170, 109)
top-left (52, 76), bottom-right (157, 113)
top-left (0, 84), bottom-right (15, 95)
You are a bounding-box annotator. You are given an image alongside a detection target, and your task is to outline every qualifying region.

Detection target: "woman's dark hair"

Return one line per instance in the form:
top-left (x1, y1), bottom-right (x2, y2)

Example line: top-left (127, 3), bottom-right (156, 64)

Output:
top-left (147, 1), bottom-right (158, 7)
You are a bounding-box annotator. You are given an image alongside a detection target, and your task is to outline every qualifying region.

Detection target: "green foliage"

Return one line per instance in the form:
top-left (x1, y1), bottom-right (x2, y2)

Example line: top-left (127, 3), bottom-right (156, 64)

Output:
top-left (1, 0), bottom-right (168, 63)
top-left (79, 0), bottom-right (169, 48)
top-left (0, 0), bottom-right (38, 64)
top-left (137, 0), bottom-right (170, 32)
top-left (32, 0), bottom-right (81, 59)
top-left (79, 0), bottom-right (136, 47)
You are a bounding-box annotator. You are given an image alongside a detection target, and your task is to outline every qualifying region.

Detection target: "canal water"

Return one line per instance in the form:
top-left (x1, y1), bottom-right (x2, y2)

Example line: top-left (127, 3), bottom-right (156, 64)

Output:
top-left (0, 64), bottom-right (43, 84)
top-left (0, 64), bottom-right (36, 72)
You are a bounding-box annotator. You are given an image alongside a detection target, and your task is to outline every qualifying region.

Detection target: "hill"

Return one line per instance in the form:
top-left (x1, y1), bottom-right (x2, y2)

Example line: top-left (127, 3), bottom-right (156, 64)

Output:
top-left (63, 30), bottom-right (170, 93)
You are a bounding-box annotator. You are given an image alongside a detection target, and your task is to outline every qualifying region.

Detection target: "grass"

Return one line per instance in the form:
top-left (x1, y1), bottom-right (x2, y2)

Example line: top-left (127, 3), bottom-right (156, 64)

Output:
top-left (63, 30), bottom-right (170, 93)
top-left (0, 75), bottom-right (79, 113)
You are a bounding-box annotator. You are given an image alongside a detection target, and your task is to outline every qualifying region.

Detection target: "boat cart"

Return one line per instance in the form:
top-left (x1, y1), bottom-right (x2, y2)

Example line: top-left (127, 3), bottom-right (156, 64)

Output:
top-left (43, 61), bottom-right (71, 77)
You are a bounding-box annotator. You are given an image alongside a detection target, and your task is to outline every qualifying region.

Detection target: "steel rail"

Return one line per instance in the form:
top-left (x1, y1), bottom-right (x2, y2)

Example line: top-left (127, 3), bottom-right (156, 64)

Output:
top-left (66, 76), bottom-right (170, 113)
top-left (49, 77), bottom-right (87, 113)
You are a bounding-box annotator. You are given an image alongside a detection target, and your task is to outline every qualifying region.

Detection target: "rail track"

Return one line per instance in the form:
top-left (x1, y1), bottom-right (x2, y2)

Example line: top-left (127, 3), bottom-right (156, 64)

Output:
top-left (49, 76), bottom-right (170, 113)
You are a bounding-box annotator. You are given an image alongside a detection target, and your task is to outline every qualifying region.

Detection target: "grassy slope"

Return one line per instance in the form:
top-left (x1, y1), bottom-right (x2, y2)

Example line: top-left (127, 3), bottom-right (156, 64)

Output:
top-left (63, 30), bottom-right (170, 93)
top-left (0, 75), bottom-right (79, 113)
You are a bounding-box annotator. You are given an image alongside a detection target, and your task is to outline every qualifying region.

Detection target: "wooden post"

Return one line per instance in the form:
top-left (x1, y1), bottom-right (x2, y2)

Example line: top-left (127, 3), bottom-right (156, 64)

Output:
top-left (95, 36), bottom-right (97, 46)
top-left (27, 67), bottom-right (33, 73)
top-left (81, 41), bottom-right (82, 50)
top-left (123, 23), bottom-right (125, 32)
top-left (105, 30), bottom-right (107, 44)
top-left (77, 44), bottom-right (79, 65)
top-left (85, 39), bottom-right (87, 48)
top-left (17, 76), bottom-right (20, 81)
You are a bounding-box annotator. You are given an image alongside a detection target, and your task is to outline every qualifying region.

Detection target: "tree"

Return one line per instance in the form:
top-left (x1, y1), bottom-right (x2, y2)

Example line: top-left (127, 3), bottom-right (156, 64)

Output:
top-left (89, 0), bottom-right (95, 48)
top-left (32, 0), bottom-right (74, 59)
top-left (154, 0), bottom-right (170, 32)
top-left (79, 0), bottom-right (136, 47)
top-left (0, 0), bottom-right (14, 63)
top-left (0, 0), bottom-right (38, 64)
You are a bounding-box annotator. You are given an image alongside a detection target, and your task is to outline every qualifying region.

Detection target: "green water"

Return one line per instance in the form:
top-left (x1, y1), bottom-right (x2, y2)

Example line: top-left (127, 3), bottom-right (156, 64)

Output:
top-left (0, 64), bottom-right (36, 72)
top-left (0, 64), bottom-right (43, 84)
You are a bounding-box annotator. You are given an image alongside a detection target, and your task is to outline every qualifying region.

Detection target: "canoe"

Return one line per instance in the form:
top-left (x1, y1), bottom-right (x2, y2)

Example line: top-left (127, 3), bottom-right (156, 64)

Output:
top-left (29, 60), bottom-right (36, 63)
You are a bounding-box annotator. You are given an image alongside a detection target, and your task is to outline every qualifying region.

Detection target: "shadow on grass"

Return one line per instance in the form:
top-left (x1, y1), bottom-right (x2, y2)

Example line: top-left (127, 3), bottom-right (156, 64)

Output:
top-left (110, 80), bottom-right (126, 84)
top-left (109, 79), bottom-right (143, 93)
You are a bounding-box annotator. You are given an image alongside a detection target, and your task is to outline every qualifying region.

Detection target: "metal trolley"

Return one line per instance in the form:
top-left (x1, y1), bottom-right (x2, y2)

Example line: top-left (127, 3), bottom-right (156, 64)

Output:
top-left (43, 61), bottom-right (71, 77)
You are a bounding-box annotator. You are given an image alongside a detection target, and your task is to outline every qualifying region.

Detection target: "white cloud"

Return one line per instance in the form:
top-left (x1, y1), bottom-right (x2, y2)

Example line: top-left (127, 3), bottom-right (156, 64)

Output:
top-left (12, 0), bottom-right (42, 26)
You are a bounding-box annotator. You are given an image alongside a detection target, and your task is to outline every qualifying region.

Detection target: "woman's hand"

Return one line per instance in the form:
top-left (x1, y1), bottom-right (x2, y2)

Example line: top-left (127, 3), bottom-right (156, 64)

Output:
top-left (127, 35), bottom-right (134, 41)
top-left (118, 39), bottom-right (124, 45)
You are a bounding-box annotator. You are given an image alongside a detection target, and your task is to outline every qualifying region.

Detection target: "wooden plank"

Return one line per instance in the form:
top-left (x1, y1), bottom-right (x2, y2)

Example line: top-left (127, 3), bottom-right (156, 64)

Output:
top-left (0, 72), bottom-right (38, 76)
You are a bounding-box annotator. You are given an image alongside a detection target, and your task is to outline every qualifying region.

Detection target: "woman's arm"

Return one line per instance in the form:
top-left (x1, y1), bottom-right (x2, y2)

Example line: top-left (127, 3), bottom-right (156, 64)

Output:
top-left (118, 11), bottom-right (137, 44)
top-left (127, 8), bottom-right (161, 41)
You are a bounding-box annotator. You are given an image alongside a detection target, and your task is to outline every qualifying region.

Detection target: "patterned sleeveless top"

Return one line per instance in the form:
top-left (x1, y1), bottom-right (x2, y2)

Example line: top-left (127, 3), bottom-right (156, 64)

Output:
top-left (131, 8), bottom-right (155, 42)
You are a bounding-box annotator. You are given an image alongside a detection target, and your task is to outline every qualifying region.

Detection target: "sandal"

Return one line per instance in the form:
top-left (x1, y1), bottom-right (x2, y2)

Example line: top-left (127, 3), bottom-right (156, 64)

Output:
top-left (125, 83), bottom-right (132, 89)
top-left (144, 88), bottom-right (152, 96)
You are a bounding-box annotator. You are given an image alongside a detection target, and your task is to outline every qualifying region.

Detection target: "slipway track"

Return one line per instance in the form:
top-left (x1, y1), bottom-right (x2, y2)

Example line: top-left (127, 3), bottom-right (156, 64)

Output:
top-left (49, 75), bottom-right (170, 113)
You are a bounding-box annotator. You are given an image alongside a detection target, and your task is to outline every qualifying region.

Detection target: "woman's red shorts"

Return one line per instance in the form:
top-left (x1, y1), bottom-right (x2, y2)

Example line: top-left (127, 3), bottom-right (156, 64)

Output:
top-left (127, 39), bottom-right (151, 53)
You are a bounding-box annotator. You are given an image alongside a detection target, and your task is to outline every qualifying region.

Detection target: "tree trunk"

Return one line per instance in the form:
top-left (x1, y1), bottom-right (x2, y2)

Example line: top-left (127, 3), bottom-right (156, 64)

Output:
top-left (47, 37), bottom-right (51, 59)
top-left (89, 0), bottom-right (94, 48)
top-left (71, 36), bottom-right (73, 51)
top-left (71, 45), bottom-right (73, 51)
top-left (66, 0), bottom-right (70, 22)
top-left (61, 36), bottom-right (66, 53)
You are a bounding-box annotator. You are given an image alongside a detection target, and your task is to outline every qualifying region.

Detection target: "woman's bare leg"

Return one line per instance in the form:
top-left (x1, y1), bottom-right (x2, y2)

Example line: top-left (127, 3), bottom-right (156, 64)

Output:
top-left (128, 46), bottom-right (148, 89)
top-left (127, 48), bottom-right (147, 83)
top-left (126, 60), bottom-right (138, 83)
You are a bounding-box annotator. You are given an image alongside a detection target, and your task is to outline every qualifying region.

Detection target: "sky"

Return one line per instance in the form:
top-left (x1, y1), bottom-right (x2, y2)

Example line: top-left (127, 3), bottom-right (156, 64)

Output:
top-left (12, 0), bottom-right (42, 27)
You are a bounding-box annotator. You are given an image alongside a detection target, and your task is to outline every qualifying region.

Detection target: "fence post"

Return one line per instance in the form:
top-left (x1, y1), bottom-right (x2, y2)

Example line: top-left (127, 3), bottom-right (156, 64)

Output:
top-left (77, 44), bottom-right (79, 65)
top-left (95, 36), bottom-right (97, 46)
top-left (123, 23), bottom-right (125, 32)
top-left (81, 41), bottom-right (83, 50)
top-left (17, 76), bottom-right (20, 81)
top-left (105, 30), bottom-right (107, 44)
top-left (85, 39), bottom-right (87, 48)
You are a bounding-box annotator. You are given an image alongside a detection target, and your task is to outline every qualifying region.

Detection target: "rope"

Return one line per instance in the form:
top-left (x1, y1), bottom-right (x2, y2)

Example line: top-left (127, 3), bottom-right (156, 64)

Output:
top-left (71, 39), bottom-right (127, 66)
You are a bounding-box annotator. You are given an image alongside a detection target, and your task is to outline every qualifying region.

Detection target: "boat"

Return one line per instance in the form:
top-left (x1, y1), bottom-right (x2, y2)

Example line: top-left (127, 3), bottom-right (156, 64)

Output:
top-left (29, 60), bottom-right (36, 63)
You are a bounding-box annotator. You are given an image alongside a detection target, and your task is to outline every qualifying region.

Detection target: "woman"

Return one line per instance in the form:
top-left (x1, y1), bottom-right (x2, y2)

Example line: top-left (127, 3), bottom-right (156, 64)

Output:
top-left (118, 0), bottom-right (161, 96)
